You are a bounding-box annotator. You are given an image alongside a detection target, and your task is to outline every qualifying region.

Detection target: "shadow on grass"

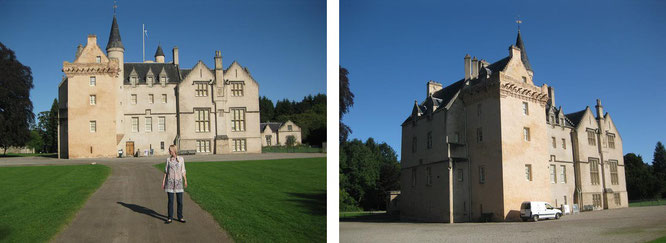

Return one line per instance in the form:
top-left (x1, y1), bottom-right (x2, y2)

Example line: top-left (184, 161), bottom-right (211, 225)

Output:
top-left (286, 191), bottom-right (326, 215)
top-left (0, 225), bottom-right (9, 241)
top-left (340, 213), bottom-right (401, 223)
top-left (117, 202), bottom-right (168, 221)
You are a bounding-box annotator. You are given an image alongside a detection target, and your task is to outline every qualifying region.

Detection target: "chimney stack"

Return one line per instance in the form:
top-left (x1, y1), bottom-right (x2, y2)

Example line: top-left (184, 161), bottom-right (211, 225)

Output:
top-left (214, 50), bottom-right (222, 70)
top-left (595, 99), bottom-right (604, 118)
top-left (172, 46), bottom-right (179, 65)
top-left (548, 86), bottom-right (555, 106)
top-left (471, 57), bottom-right (479, 79)
top-left (87, 34), bottom-right (97, 46)
top-left (464, 54), bottom-right (471, 80)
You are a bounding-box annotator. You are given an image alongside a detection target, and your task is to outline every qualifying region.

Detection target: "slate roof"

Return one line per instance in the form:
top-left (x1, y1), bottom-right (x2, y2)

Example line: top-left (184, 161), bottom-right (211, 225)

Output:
top-left (515, 31), bottom-right (532, 71)
top-left (260, 122), bottom-right (283, 132)
top-left (154, 45), bottom-right (165, 57)
top-left (565, 108), bottom-right (587, 127)
top-left (106, 16), bottom-right (124, 50)
top-left (124, 63), bottom-right (180, 84)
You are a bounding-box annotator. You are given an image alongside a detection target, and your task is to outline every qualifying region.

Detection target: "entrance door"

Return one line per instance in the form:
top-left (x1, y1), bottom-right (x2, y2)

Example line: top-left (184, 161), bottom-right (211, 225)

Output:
top-left (126, 142), bottom-right (134, 157)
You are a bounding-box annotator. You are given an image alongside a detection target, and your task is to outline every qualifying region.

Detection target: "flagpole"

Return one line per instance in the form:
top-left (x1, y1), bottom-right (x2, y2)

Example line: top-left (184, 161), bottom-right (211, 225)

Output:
top-left (142, 24), bottom-right (145, 62)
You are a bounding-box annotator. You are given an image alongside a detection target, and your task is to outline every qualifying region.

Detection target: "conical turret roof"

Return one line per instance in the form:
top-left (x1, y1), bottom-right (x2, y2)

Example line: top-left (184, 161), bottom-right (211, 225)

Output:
top-left (154, 45), bottom-right (165, 57)
top-left (515, 30), bottom-right (531, 71)
top-left (106, 16), bottom-right (124, 50)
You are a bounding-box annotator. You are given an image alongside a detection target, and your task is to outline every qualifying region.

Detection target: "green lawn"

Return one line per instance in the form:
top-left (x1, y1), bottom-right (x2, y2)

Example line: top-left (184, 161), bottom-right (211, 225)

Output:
top-left (0, 164), bottom-right (110, 242)
top-left (629, 199), bottom-right (666, 207)
top-left (0, 153), bottom-right (57, 158)
top-left (261, 145), bottom-right (323, 153)
top-left (649, 236), bottom-right (666, 243)
top-left (155, 157), bottom-right (326, 242)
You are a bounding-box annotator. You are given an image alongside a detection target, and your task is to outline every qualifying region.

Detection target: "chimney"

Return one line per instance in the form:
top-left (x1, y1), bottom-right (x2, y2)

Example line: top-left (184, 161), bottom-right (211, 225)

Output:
top-left (595, 99), bottom-right (604, 118)
top-left (75, 44), bottom-right (83, 59)
top-left (87, 34), bottom-right (97, 46)
top-left (464, 54), bottom-right (471, 80)
top-left (548, 86), bottom-right (555, 106)
top-left (172, 46), bottom-right (179, 65)
top-left (471, 57), bottom-right (478, 79)
top-left (214, 50), bottom-right (222, 70)
top-left (427, 81), bottom-right (443, 97)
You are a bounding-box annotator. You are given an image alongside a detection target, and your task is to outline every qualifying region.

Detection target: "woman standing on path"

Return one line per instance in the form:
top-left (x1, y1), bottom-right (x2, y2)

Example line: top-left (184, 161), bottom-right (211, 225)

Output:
top-left (162, 145), bottom-right (188, 224)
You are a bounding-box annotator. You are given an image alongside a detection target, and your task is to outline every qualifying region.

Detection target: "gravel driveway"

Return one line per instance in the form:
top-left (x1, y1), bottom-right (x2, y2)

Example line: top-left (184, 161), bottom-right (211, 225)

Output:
top-left (340, 206), bottom-right (666, 243)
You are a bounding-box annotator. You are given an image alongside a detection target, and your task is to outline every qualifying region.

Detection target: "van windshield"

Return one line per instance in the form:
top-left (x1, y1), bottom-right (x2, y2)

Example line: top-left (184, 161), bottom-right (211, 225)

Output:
top-left (522, 202), bottom-right (530, 209)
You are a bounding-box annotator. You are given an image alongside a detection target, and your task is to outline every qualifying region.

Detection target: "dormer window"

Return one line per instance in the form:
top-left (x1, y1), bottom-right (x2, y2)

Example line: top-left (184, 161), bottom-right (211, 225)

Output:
top-left (147, 76), bottom-right (153, 86)
top-left (96, 56), bottom-right (101, 63)
top-left (160, 76), bottom-right (167, 85)
top-left (130, 76), bottom-right (138, 85)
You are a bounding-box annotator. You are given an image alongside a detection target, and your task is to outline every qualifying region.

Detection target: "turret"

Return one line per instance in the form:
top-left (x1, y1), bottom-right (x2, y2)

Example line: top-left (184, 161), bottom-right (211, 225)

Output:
top-left (106, 15), bottom-right (124, 66)
top-left (154, 45), bottom-right (165, 63)
top-left (515, 30), bottom-right (533, 76)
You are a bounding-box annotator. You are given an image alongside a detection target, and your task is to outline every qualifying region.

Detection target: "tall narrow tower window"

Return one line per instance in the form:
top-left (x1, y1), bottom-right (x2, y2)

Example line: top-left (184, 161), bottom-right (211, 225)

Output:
top-left (90, 95), bottom-right (96, 105)
top-left (90, 76), bottom-right (96, 86)
top-left (96, 56), bottom-right (101, 63)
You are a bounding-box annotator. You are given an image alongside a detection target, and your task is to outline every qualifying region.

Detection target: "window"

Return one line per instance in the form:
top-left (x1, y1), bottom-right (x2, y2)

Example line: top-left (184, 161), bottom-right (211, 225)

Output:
top-left (131, 76), bottom-right (137, 84)
top-left (160, 141), bottom-right (165, 150)
top-left (552, 137), bottom-right (556, 148)
top-left (610, 160), bottom-right (619, 185)
top-left (145, 117), bottom-right (152, 132)
top-left (479, 166), bottom-right (486, 184)
top-left (477, 127), bottom-right (483, 142)
top-left (523, 127), bottom-right (530, 141)
top-left (89, 121), bottom-right (96, 132)
top-left (196, 140), bottom-right (211, 153)
top-left (231, 82), bottom-right (244, 96)
top-left (560, 118), bottom-right (564, 126)
top-left (412, 137), bottom-right (417, 153)
top-left (195, 109), bottom-right (210, 132)
top-left (426, 167), bottom-right (432, 186)
top-left (131, 117), bottom-right (139, 132)
top-left (562, 138), bottom-right (567, 149)
top-left (90, 76), bottom-right (96, 86)
top-left (454, 132), bottom-right (460, 143)
top-left (232, 139), bottom-right (246, 152)
top-left (160, 76), bottom-right (166, 83)
top-left (590, 158), bottom-right (600, 185)
top-left (288, 125), bottom-right (293, 131)
top-left (587, 130), bottom-right (596, 146)
top-left (522, 102), bottom-right (529, 115)
top-left (560, 165), bottom-right (566, 183)
top-left (147, 94), bottom-right (153, 104)
top-left (266, 135), bottom-right (272, 146)
top-left (147, 76), bottom-right (153, 84)
top-left (608, 134), bottom-right (615, 149)
top-left (427, 132), bottom-right (432, 149)
top-left (457, 169), bottom-right (463, 182)
top-left (162, 94), bottom-right (167, 103)
top-left (231, 108), bottom-right (246, 131)
top-left (90, 95), bottom-right (96, 105)
top-left (158, 117), bottom-right (165, 132)
top-left (477, 103), bottom-right (482, 117)
top-left (550, 155), bottom-right (556, 162)
top-left (131, 94), bottom-right (137, 104)
top-left (96, 56), bottom-right (101, 63)
top-left (593, 194), bottom-right (602, 208)
top-left (522, 76), bottom-right (527, 83)
top-left (196, 82), bottom-right (208, 96)
top-left (550, 115), bottom-right (555, 123)
top-left (411, 168), bottom-right (417, 187)
top-left (525, 164), bottom-right (532, 181)
top-left (549, 165), bottom-right (556, 183)
top-left (614, 193), bottom-right (621, 205)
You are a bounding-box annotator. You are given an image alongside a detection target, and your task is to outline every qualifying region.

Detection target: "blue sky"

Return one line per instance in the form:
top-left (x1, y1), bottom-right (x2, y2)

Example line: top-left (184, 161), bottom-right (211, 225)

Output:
top-left (341, 0), bottom-right (666, 163)
top-left (0, 0), bottom-right (325, 114)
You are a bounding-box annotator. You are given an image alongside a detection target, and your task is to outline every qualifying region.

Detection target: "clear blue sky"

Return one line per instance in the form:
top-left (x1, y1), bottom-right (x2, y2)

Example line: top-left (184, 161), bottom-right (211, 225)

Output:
top-left (341, 0), bottom-right (666, 163)
top-left (0, 0), bottom-right (325, 114)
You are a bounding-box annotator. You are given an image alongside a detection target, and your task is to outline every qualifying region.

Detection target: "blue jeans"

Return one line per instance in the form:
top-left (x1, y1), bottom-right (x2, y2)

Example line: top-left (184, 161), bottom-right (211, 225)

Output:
top-left (167, 192), bottom-right (183, 219)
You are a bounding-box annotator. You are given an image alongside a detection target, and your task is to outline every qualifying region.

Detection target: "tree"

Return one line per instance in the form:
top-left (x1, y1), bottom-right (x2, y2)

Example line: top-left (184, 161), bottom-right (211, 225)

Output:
top-left (286, 135), bottom-right (296, 147)
top-left (625, 153), bottom-right (661, 200)
top-left (259, 96), bottom-right (275, 123)
top-left (0, 42), bottom-right (34, 154)
top-left (26, 129), bottom-right (44, 153)
top-left (339, 66), bottom-right (354, 142)
top-left (43, 99), bottom-right (59, 153)
top-left (653, 142), bottom-right (666, 198)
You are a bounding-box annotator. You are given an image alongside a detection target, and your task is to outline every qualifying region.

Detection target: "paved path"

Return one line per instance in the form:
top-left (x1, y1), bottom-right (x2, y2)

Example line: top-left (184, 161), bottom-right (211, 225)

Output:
top-left (0, 153), bottom-right (326, 242)
top-left (340, 205), bottom-right (666, 243)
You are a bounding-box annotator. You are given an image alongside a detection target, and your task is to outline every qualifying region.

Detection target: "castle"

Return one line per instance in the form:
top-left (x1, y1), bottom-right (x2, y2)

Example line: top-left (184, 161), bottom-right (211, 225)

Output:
top-left (400, 31), bottom-right (627, 222)
top-left (58, 15), bottom-right (260, 158)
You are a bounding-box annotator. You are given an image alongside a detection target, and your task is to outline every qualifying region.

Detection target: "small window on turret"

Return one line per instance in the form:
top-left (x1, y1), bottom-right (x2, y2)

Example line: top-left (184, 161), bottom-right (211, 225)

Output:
top-left (522, 76), bottom-right (527, 83)
top-left (96, 56), bottom-right (101, 63)
top-left (90, 76), bottom-right (96, 86)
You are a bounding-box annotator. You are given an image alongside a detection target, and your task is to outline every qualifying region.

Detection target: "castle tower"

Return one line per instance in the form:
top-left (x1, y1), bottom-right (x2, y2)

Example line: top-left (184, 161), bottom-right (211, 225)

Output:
top-left (155, 45), bottom-right (165, 63)
top-left (106, 15), bottom-right (126, 147)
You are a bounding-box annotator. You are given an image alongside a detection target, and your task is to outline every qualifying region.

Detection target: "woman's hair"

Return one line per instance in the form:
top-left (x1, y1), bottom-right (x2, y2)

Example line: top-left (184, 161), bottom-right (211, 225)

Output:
top-left (168, 145), bottom-right (178, 157)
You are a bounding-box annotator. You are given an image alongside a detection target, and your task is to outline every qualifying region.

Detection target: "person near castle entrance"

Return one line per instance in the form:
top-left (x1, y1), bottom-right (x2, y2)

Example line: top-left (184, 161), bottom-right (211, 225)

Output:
top-left (162, 145), bottom-right (187, 224)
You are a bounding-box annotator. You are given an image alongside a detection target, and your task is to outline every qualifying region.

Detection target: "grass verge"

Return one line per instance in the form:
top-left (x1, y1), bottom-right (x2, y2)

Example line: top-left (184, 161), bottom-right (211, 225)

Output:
top-left (629, 199), bottom-right (666, 207)
top-left (0, 153), bottom-right (57, 158)
top-left (0, 164), bottom-right (110, 242)
top-left (261, 145), bottom-right (323, 153)
top-left (154, 157), bottom-right (326, 242)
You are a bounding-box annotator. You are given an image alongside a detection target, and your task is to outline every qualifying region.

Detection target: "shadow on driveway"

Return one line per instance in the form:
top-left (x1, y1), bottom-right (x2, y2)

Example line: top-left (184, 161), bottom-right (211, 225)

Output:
top-left (117, 202), bottom-right (167, 221)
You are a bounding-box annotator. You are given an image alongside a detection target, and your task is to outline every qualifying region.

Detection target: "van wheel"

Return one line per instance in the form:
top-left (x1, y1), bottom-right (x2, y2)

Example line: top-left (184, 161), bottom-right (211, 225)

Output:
top-left (532, 215), bottom-right (539, 222)
top-left (555, 213), bottom-right (561, 219)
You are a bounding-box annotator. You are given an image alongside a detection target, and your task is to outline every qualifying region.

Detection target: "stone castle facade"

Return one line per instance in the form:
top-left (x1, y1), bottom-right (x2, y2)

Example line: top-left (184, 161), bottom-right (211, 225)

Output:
top-left (58, 16), bottom-right (260, 158)
top-left (400, 31), bottom-right (627, 222)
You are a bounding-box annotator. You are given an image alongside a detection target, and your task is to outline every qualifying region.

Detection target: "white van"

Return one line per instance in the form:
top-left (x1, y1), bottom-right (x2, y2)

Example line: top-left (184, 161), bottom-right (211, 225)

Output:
top-left (520, 201), bottom-right (562, 222)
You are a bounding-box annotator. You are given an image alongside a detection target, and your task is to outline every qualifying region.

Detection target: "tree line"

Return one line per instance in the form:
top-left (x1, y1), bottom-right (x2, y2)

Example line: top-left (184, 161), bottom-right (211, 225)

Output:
top-left (259, 93), bottom-right (326, 146)
top-left (339, 66), bottom-right (401, 211)
top-left (625, 141), bottom-right (666, 201)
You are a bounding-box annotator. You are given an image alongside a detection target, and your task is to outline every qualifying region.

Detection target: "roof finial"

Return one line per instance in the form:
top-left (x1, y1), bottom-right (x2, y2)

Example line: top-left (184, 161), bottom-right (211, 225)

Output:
top-left (516, 15), bottom-right (522, 31)
top-left (113, 0), bottom-right (118, 16)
